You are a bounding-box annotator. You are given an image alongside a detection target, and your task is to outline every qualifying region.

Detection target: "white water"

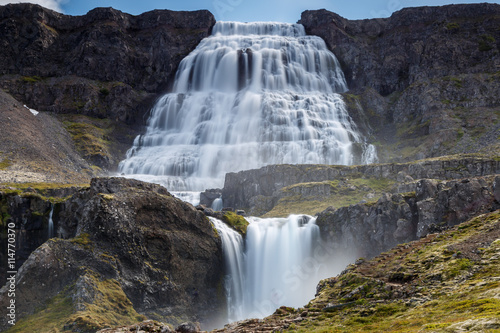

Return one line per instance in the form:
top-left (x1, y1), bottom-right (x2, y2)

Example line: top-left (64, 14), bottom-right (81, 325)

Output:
top-left (171, 191), bottom-right (201, 206)
top-left (119, 21), bottom-right (375, 191)
top-left (212, 215), bottom-right (331, 322)
top-left (210, 217), bottom-right (245, 320)
top-left (48, 205), bottom-right (54, 238)
top-left (212, 197), bottom-right (223, 211)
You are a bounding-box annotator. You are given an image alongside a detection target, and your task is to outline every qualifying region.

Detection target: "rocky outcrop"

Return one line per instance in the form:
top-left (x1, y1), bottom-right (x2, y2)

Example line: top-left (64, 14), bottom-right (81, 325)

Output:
top-left (316, 175), bottom-right (500, 259)
top-left (222, 155), bottom-right (500, 216)
top-left (0, 185), bottom-right (88, 282)
top-left (300, 4), bottom-right (500, 162)
top-left (0, 177), bottom-right (225, 332)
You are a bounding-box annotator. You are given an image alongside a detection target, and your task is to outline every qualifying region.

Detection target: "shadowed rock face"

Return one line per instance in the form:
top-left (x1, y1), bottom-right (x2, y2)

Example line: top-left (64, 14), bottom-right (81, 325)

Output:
top-left (0, 3), bottom-right (216, 173)
top-left (0, 3), bottom-right (215, 124)
top-left (0, 178), bottom-right (225, 331)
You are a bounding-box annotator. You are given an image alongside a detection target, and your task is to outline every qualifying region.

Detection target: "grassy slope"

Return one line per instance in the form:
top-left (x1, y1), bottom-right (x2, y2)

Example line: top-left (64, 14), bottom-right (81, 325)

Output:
top-left (263, 178), bottom-right (396, 217)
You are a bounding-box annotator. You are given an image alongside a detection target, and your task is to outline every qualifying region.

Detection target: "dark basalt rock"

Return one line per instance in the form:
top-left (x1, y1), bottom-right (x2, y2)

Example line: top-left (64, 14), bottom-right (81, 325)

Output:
top-left (300, 4), bottom-right (500, 96)
top-left (222, 156), bottom-right (500, 216)
top-left (316, 175), bottom-right (500, 259)
top-left (0, 177), bottom-right (225, 331)
top-left (0, 3), bottom-right (215, 125)
top-left (300, 4), bottom-right (500, 162)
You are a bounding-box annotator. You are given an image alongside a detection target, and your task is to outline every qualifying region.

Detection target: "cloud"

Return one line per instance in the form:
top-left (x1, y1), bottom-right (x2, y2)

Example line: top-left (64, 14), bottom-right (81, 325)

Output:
top-left (0, 0), bottom-right (66, 13)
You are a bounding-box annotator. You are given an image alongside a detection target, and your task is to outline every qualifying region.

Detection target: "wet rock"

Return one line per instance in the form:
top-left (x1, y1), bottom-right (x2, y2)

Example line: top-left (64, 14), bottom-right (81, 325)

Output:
top-left (200, 188), bottom-right (222, 207)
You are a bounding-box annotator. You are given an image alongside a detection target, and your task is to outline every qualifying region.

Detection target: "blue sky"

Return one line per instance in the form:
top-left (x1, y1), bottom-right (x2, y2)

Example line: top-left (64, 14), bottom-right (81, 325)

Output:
top-left (1, 0), bottom-right (500, 22)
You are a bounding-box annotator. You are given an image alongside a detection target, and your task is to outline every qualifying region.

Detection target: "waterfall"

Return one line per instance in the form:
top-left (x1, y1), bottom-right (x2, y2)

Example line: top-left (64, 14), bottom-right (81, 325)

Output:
top-left (171, 191), bottom-right (200, 206)
top-left (210, 217), bottom-right (245, 320)
top-left (119, 21), bottom-right (374, 191)
top-left (211, 215), bottom-right (326, 322)
top-left (211, 197), bottom-right (223, 211)
top-left (48, 204), bottom-right (54, 238)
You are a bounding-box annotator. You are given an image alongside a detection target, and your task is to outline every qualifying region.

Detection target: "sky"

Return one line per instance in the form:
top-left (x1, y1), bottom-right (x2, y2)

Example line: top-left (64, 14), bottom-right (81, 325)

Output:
top-left (1, 0), bottom-right (500, 22)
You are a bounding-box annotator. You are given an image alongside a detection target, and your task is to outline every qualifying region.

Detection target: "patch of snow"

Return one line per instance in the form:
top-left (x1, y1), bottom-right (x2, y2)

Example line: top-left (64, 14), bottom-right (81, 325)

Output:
top-left (24, 105), bottom-right (39, 116)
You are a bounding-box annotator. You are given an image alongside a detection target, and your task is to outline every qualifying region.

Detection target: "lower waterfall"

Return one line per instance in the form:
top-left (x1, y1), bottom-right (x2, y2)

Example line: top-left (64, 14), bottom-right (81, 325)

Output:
top-left (211, 215), bottom-right (335, 323)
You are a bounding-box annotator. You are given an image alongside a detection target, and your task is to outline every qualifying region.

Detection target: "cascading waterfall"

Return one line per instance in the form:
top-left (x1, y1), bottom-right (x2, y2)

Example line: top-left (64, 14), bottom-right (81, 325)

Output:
top-left (212, 215), bottom-right (327, 322)
top-left (210, 217), bottom-right (245, 320)
top-left (118, 21), bottom-right (376, 191)
top-left (48, 204), bottom-right (54, 238)
top-left (211, 197), bottom-right (223, 211)
top-left (117, 21), bottom-right (376, 325)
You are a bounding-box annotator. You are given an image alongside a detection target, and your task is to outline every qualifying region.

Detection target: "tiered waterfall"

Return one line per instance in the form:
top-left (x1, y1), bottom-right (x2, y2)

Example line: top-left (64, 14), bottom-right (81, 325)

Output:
top-left (118, 21), bottom-right (375, 191)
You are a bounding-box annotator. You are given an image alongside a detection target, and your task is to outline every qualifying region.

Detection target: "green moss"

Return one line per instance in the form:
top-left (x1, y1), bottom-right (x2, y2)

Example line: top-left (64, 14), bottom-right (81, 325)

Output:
top-left (264, 177), bottom-right (396, 217)
top-left (62, 116), bottom-right (113, 166)
top-left (5, 286), bottom-right (74, 333)
top-left (100, 193), bottom-right (114, 200)
top-left (0, 158), bottom-right (12, 170)
top-left (222, 211), bottom-right (249, 235)
top-left (0, 183), bottom-right (86, 204)
top-left (71, 233), bottom-right (92, 248)
top-left (444, 258), bottom-right (473, 278)
top-left (446, 22), bottom-right (460, 30)
top-left (21, 75), bottom-right (43, 83)
top-left (67, 277), bottom-right (146, 331)
top-left (6, 274), bottom-right (145, 333)
top-left (479, 34), bottom-right (496, 51)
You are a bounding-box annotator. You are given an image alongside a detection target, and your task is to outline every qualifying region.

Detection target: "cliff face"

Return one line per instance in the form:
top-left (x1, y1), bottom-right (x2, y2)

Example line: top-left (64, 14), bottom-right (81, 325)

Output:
top-left (0, 4), bottom-right (215, 174)
top-left (0, 178), bottom-right (225, 332)
top-left (316, 175), bottom-right (500, 259)
top-left (0, 3), bottom-right (215, 121)
top-left (300, 4), bottom-right (500, 162)
top-left (300, 4), bottom-right (500, 96)
top-left (222, 155), bottom-right (500, 216)
top-left (222, 155), bottom-right (500, 259)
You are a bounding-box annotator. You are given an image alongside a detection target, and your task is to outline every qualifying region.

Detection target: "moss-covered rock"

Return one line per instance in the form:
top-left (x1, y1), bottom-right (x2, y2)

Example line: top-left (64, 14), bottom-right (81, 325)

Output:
top-left (223, 155), bottom-right (500, 217)
top-left (221, 211), bottom-right (249, 236)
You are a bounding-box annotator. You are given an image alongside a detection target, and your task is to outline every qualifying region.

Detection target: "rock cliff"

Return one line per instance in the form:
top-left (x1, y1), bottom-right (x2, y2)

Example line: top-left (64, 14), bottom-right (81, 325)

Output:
top-left (222, 155), bottom-right (500, 216)
top-left (300, 4), bottom-right (500, 162)
top-left (0, 3), bottom-right (215, 174)
top-left (316, 175), bottom-right (500, 259)
top-left (0, 3), bottom-right (215, 97)
top-left (221, 155), bottom-right (500, 262)
top-left (0, 178), bottom-right (225, 332)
